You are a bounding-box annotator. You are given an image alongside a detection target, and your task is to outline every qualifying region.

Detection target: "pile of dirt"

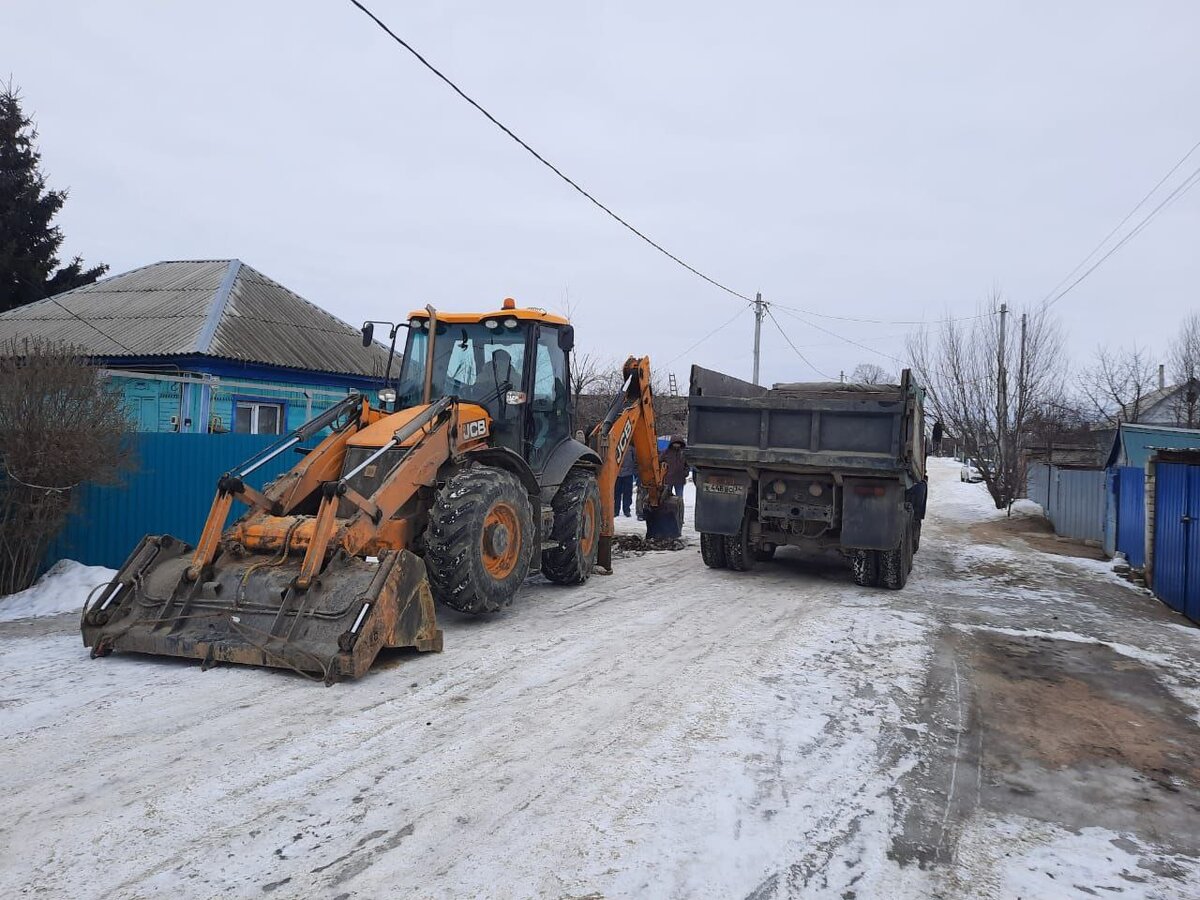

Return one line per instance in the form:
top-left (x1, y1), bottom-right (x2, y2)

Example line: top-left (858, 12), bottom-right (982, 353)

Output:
top-left (969, 514), bottom-right (1107, 560)
top-left (611, 534), bottom-right (687, 556)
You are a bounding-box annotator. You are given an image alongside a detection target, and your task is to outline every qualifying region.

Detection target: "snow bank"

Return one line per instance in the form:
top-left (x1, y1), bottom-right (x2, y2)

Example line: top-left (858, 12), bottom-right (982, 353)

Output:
top-left (0, 560), bottom-right (116, 623)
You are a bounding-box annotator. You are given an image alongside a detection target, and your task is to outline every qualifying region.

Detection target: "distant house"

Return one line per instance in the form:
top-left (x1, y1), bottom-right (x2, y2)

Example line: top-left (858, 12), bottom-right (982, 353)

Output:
top-left (0, 260), bottom-right (390, 434)
top-left (1135, 377), bottom-right (1200, 428)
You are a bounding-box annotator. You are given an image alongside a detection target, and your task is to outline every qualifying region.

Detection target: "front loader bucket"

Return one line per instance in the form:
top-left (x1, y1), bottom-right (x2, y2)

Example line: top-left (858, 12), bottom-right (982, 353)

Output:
top-left (644, 495), bottom-right (685, 539)
top-left (82, 536), bottom-right (442, 683)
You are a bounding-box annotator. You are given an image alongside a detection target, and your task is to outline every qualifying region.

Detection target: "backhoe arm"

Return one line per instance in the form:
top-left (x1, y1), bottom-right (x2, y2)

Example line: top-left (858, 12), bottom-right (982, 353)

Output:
top-left (590, 356), bottom-right (677, 567)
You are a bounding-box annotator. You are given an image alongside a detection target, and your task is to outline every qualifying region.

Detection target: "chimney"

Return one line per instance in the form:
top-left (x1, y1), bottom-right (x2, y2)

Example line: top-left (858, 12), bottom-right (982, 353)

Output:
top-left (1159, 364), bottom-right (1165, 390)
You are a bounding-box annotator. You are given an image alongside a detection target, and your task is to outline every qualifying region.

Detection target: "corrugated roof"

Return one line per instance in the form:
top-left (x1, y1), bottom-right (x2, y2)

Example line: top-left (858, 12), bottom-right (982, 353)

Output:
top-left (0, 260), bottom-right (390, 377)
top-left (1106, 422), bottom-right (1200, 469)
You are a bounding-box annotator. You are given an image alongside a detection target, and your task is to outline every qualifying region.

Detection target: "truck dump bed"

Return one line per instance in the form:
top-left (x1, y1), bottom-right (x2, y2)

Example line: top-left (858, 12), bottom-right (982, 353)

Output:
top-left (687, 366), bottom-right (924, 481)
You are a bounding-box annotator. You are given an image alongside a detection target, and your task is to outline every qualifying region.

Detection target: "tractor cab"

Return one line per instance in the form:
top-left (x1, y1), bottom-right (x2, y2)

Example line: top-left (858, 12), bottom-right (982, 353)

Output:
top-left (393, 300), bottom-right (575, 472)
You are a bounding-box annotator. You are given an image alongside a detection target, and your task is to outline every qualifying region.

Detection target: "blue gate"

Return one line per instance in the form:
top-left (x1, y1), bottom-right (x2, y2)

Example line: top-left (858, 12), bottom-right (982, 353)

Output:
top-left (1153, 463), bottom-right (1200, 623)
top-left (1115, 466), bottom-right (1145, 568)
top-left (44, 433), bottom-right (306, 570)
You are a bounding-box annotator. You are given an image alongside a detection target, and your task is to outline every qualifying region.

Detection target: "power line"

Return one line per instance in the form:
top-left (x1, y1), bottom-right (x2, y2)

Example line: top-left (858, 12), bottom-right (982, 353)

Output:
top-left (765, 307), bottom-right (830, 378)
top-left (769, 301), bottom-right (994, 326)
top-left (664, 303), bottom-right (751, 366)
top-left (42, 295), bottom-right (137, 355)
top-left (347, 0), bottom-right (753, 304)
top-left (773, 305), bottom-right (908, 366)
top-left (1039, 137), bottom-right (1200, 306)
top-left (1045, 162), bottom-right (1200, 309)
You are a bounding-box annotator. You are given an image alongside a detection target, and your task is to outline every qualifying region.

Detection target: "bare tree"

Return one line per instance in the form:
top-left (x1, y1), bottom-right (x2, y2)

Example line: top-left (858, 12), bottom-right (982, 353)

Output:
top-left (1169, 311), bottom-right (1200, 428)
top-left (0, 339), bottom-right (131, 595)
top-left (908, 294), bottom-right (1065, 509)
top-left (850, 362), bottom-right (891, 384)
top-left (1078, 344), bottom-right (1158, 426)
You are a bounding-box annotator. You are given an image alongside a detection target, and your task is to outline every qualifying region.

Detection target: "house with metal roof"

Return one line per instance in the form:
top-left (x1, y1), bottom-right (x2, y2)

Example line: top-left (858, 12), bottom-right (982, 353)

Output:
top-left (0, 260), bottom-right (390, 434)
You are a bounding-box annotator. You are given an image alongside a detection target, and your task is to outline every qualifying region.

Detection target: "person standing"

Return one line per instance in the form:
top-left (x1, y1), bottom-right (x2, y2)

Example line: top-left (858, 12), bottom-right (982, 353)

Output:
top-left (660, 435), bottom-right (688, 498)
top-left (614, 445), bottom-right (636, 517)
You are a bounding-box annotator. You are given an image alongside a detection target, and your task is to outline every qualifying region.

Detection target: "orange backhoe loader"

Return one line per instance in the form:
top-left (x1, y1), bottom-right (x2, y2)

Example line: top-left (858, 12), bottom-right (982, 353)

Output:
top-left (81, 300), bottom-right (683, 682)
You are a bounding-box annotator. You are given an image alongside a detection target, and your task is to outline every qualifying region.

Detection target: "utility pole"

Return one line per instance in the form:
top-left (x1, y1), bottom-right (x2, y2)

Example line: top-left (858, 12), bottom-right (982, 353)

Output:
top-left (752, 292), bottom-right (765, 385)
top-left (996, 302), bottom-right (1009, 501)
top-left (840, 370), bottom-right (845, 384)
top-left (1011, 312), bottom-right (1027, 514)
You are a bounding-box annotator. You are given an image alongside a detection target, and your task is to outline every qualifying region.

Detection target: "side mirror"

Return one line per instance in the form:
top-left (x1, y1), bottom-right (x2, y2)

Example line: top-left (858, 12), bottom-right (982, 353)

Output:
top-left (361, 322), bottom-right (375, 347)
top-left (558, 325), bottom-right (575, 352)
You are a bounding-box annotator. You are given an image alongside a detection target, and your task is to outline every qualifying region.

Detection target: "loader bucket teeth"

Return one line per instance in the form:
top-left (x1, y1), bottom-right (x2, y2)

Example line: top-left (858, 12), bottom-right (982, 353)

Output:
top-left (81, 538), bottom-right (441, 681)
top-left (644, 495), bottom-right (685, 540)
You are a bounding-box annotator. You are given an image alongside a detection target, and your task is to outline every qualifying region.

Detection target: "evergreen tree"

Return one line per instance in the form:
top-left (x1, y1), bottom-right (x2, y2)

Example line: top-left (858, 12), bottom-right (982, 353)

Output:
top-left (0, 84), bottom-right (106, 313)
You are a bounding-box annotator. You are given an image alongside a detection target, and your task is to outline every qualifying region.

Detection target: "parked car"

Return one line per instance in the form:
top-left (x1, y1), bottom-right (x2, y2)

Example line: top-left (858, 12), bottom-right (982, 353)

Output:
top-left (960, 459), bottom-right (984, 482)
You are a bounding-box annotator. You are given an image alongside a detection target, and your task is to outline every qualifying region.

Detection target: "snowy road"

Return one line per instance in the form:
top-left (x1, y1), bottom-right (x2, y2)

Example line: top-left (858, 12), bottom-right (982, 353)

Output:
top-left (3, 460), bottom-right (1199, 899)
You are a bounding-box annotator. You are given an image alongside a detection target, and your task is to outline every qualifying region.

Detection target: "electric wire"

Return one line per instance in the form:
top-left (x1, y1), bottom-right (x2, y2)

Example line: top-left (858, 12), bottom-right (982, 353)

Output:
top-left (347, 0), bottom-right (753, 304)
top-left (1044, 162), bottom-right (1200, 309)
top-left (768, 301), bottom-right (994, 326)
top-left (664, 303), bottom-right (751, 367)
top-left (764, 307), bottom-right (830, 378)
top-left (773, 304), bottom-right (907, 367)
top-left (41, 295), bottom-right (138, 354)
top-left (1040, 137), bottom-right (1200, 307)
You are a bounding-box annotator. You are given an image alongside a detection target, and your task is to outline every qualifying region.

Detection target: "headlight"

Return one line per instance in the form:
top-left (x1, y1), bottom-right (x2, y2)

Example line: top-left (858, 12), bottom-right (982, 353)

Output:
top-left (378, 387), bottom-right (397, 404)
top-left (772, 479), bottom-right (787, 495)
top-left (484, 319), bottom-right (499, 330)
top-left (808, 482), bottom-right (823, 497)
top-left (503, 317), bottom-right (518, 328)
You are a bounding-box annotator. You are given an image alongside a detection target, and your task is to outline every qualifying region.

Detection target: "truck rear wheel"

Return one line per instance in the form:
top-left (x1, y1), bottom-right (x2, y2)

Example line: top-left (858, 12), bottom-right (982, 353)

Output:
top-left (542, 468), bottom-right (600, 585)
top-left (851, 549), bottom-right (879, 587)
top-left (880, 519), bottom-right (912, 590)
top-left (700, 533), bottom-right (727, 568)
top-left (425, 467), bottom-right (533, 614)
top-left (724, 517), bottom-right (756, 572)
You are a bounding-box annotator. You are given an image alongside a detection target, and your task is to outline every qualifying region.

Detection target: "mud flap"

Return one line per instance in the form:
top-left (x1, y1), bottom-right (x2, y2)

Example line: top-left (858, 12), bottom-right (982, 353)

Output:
top-left (82, 536), bottom-right (441, 682)
top-left (693, 469), bottom-right (751, 536)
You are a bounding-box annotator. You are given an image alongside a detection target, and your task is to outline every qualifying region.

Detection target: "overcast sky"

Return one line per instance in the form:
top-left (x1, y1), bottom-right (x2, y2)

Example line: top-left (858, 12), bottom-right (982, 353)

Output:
top-left (5, 1), bottom-right (1198, 386)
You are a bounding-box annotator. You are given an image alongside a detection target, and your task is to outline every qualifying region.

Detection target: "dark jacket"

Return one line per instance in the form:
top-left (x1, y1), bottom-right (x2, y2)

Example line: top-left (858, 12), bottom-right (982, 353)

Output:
top-left (618, 446), bottom-right (637, 478)
top-left (660, 436), bottom-right (688, 487)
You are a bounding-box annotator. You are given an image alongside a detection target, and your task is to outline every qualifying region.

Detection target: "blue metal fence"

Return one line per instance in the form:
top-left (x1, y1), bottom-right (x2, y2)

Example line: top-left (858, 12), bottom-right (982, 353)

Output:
top-left (1115, 466), bottom-right (1146, 568)
top-left (45, 433), bottom-right (305, 570)
top-left (1153, 462), bottom-right (1200, 623)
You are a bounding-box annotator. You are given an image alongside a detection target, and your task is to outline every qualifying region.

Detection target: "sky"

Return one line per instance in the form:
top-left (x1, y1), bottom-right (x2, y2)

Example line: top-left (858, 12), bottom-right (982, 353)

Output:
top-left (4, 1), bottom-right (1198, 388)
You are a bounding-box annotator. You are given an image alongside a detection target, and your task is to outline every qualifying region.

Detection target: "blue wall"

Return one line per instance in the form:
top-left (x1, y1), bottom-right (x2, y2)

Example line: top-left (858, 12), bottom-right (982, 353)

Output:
top-left (108, 364), bottom-right (385, 435)
top-left (45, 433), bottom-right (313, 570)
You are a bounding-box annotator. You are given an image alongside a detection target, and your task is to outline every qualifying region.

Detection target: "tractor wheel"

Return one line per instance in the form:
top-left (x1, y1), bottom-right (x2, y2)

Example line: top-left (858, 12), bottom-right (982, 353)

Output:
top-left (542, 468), bottom-right (601, 585)
top-left (851, 549), bottom-right (879, 587)
top-left (700, 532), bottom-right (728, 569)
top-left (724, 516), bottom-right (756, 572)
top-left (424, 467), bottom-right (533, 614)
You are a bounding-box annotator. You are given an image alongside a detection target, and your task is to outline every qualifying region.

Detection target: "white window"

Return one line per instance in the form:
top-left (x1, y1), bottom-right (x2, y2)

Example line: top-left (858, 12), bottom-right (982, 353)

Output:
top-left (234, 401), bottom-right (283, 435)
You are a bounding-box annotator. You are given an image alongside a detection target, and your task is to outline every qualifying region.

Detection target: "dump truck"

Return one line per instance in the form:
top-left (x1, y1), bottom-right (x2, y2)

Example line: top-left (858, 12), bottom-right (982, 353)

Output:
top-left (686, 366), bottom-right (927, 588)
top-left (81, 299), bottom-right (682, 681)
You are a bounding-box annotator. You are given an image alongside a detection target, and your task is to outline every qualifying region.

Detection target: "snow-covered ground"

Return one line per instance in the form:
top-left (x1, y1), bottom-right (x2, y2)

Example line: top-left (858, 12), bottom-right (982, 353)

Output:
top-left (2, 460), bottom-right (1199, 899)
top-left (0, 559), bottom-right (116, 623)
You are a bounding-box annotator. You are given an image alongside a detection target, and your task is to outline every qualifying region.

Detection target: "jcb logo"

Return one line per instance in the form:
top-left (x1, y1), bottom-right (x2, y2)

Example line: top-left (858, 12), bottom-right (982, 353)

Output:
top-left (615, 420), bottom-right (634, 462)
top-left (461, 419), bottom-right (489, 441)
